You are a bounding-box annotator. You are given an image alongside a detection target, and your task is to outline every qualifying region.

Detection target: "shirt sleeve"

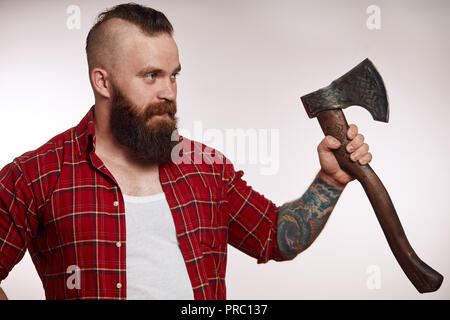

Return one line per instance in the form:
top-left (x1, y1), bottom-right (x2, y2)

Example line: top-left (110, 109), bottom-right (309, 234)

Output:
top-left (0, 161), bottom-right (37, 284)
top-left (221, 157), bottom-right (287, 264)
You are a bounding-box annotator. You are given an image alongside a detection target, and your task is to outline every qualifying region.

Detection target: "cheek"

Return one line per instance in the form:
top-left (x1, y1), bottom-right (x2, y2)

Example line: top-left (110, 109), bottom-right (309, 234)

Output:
top-left (125, 79), bottom-right (155, 106)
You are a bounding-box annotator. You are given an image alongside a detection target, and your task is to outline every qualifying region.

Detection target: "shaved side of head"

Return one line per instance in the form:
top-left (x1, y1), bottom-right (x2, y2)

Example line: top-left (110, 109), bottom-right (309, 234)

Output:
top-left (86, 19), bottom-right (130, 77)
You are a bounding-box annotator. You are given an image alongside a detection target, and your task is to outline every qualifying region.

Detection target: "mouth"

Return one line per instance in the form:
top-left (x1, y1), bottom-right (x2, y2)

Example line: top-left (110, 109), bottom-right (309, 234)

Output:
top-left (146, 113), bottom-right (170, 124)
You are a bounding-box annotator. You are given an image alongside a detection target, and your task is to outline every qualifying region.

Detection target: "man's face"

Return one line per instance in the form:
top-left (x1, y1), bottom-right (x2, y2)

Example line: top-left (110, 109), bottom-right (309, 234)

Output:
top-left (108, 30), bottom-right (181, 164)
top-left (109, 84), bottom-right (178, 164)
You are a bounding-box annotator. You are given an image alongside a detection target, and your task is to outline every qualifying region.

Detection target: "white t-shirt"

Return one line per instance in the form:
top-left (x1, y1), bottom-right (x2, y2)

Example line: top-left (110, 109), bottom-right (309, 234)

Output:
top-left (124, 192), bottom-right (194, 300)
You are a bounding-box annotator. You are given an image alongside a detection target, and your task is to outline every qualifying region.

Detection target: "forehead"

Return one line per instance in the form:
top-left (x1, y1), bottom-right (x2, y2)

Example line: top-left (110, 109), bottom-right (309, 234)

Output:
top-left (120, 29), bottom-right (179, 72)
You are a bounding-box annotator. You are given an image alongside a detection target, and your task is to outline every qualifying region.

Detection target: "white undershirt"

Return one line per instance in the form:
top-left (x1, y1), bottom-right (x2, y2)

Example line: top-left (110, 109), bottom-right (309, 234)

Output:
top-left (124, 192), bottom-right (194, 300)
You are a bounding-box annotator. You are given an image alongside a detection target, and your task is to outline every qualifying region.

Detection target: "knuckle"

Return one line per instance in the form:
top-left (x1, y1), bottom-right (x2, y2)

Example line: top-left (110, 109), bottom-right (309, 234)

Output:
top-left (363, 153), bottom-right (372, 162)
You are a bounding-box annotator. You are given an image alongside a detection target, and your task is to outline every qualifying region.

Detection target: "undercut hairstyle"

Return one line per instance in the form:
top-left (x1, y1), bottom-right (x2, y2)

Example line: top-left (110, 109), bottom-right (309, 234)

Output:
top-left (85, 2), bottom-right (174, 72)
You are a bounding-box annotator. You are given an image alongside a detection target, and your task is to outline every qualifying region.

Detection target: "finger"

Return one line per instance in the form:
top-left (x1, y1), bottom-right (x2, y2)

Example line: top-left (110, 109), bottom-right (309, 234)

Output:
top-left (319, 136), bottom-right (341, 152)
top-left (346, 133), bottom-right (365, 153)
top-left (358, 152), bottom-right (372, 165)
top-left (347, 124), bottom-right (358, 140)
top-left (350, 143), bottom-right (369, 162)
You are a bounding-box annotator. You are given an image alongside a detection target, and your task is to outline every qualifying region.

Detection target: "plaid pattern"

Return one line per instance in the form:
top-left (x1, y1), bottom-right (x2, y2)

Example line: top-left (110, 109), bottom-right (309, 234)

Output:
top-left (0, 106), bottom-right (285, 300)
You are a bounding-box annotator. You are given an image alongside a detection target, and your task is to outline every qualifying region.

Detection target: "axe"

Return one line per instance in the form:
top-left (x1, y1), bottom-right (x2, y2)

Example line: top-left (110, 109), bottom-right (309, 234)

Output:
top-left (301, 58), bottom-right (443, 293)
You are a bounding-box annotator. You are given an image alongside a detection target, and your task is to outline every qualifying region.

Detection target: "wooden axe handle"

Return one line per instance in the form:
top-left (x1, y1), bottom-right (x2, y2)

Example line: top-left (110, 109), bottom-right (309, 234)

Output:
top-left (317, 109), bottom-right (443, 293)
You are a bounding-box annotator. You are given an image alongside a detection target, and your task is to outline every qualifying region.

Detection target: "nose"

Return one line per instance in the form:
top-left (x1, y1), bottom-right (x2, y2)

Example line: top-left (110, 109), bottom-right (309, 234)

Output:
top-left (156, 77), bottom-right (177, 102)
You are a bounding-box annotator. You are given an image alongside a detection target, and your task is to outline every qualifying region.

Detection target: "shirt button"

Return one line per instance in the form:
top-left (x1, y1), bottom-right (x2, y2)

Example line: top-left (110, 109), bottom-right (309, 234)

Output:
top-left (116, 242), bottom-right (122, 248)
top-left (116, 283), bottom-right (122, 289)
top-left (113, 201), bottom-right (119, 207)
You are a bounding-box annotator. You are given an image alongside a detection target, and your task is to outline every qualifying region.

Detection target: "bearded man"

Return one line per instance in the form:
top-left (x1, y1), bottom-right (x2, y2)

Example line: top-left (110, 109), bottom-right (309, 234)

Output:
top-left (0, 3), bottom-right (372, 300)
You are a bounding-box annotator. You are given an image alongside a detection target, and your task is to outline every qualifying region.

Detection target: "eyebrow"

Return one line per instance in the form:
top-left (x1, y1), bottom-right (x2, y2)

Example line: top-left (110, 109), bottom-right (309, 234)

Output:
top-left (138, 64), bottom-right (182, 76)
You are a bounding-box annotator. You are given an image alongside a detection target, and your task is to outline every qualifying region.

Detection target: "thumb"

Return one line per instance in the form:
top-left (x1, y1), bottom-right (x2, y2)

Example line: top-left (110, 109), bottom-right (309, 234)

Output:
top-left (318, 136), bottom-right (341, 153)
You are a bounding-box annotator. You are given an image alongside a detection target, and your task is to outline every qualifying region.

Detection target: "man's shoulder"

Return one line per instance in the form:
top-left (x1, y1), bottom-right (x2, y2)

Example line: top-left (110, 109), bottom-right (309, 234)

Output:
top-left (176, 135), bottom-right (231, 168)
top-left (167, 135), bottom-right (242, 186)
top-left (0, 125), bottom-right (76, 201)
top-left (12, 126), bottom-right (75, 174)
top-left (12, 107), bottom-right (94, 171)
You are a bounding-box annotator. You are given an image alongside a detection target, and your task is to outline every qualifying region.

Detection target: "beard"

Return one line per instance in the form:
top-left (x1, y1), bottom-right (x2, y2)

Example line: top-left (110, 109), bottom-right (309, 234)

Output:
top-left (109, 84), bottom-right (179, 165)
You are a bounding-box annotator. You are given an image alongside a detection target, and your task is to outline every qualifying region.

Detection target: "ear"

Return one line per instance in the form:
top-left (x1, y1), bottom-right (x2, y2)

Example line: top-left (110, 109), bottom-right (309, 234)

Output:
top-left (90, 67), bottom-right (113, 99)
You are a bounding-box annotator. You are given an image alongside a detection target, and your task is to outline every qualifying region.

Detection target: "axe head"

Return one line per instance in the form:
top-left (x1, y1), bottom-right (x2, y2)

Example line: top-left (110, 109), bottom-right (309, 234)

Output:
top-left (301, 58), bottom-right (389, 122)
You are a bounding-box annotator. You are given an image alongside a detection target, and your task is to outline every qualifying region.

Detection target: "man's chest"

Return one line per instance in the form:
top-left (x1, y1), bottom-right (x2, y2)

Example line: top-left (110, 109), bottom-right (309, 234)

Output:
top-left (33, 154), bottom-right (229, 249)
top-left (100, 158), bottom-right (163, 197)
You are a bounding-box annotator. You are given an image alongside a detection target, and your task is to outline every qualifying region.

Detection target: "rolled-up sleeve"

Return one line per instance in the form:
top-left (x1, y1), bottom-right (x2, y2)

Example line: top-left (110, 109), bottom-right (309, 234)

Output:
top-left (0, 161), bottom-right (37, 283)
top-left (221, 158), bottom-right (287, 264)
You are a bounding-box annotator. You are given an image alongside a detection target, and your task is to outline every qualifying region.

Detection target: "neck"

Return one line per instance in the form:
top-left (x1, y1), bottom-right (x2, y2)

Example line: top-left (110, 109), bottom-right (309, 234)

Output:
top-left (93, 104), bottom-right (157, 171)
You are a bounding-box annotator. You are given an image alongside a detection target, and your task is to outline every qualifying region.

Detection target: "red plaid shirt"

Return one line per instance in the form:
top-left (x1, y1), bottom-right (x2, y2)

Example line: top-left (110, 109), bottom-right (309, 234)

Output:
top-left (0, 106), bottom-right (285, 300)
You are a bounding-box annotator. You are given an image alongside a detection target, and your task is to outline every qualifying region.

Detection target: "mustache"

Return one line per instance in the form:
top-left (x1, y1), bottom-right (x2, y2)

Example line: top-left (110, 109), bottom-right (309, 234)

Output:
top-left (142, 100), bottom-right (177, 120)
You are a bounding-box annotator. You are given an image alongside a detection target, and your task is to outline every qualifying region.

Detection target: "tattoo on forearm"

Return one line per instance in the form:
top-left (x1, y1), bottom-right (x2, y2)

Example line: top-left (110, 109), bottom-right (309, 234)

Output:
top-left (277, 175), bottom-right (343, 259)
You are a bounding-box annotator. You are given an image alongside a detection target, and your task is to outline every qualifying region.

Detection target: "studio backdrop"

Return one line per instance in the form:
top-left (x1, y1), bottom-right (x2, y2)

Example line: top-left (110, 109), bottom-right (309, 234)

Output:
top-left (0, 0), bottom-right (448, 299)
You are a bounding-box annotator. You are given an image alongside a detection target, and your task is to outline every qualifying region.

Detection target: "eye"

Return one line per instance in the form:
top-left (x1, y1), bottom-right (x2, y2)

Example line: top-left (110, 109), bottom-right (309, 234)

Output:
top-left (145, 73), bottom-right (156, 80)
top-left (171, 72), bottom-right (180, 80)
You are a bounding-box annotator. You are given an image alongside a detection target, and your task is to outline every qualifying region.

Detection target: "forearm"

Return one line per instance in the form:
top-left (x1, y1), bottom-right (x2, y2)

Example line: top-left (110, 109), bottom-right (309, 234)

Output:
top-left (276, 170), bottom-right (345, 260)
top-left (0, 287), bottom-right (7, 300)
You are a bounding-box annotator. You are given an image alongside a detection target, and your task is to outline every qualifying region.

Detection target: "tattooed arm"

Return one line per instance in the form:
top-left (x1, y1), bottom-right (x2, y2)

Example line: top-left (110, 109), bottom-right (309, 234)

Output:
top-left (276, 171), bottom-right (345, 260)
top-left (276, 125), bottom-right (372, 260)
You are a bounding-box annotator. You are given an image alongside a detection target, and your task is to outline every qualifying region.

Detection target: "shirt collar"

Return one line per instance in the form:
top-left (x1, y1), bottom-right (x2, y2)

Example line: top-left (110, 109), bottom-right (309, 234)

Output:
top-left (74, 105), bottom-right (96, 158)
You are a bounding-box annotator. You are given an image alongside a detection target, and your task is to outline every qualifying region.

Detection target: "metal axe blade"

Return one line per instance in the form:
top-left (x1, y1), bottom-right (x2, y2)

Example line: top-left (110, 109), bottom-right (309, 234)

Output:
top-left (302, 58), bottom-right (389, 122)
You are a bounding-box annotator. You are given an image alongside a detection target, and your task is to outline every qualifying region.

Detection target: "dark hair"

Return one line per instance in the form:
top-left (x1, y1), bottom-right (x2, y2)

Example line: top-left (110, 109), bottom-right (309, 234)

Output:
top-left (86, 3), bottom-right (174, 70)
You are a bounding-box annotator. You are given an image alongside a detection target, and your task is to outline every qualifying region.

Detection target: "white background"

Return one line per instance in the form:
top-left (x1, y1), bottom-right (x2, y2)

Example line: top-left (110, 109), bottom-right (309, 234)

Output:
top-left (0, 0), bottom-right (449, 299)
